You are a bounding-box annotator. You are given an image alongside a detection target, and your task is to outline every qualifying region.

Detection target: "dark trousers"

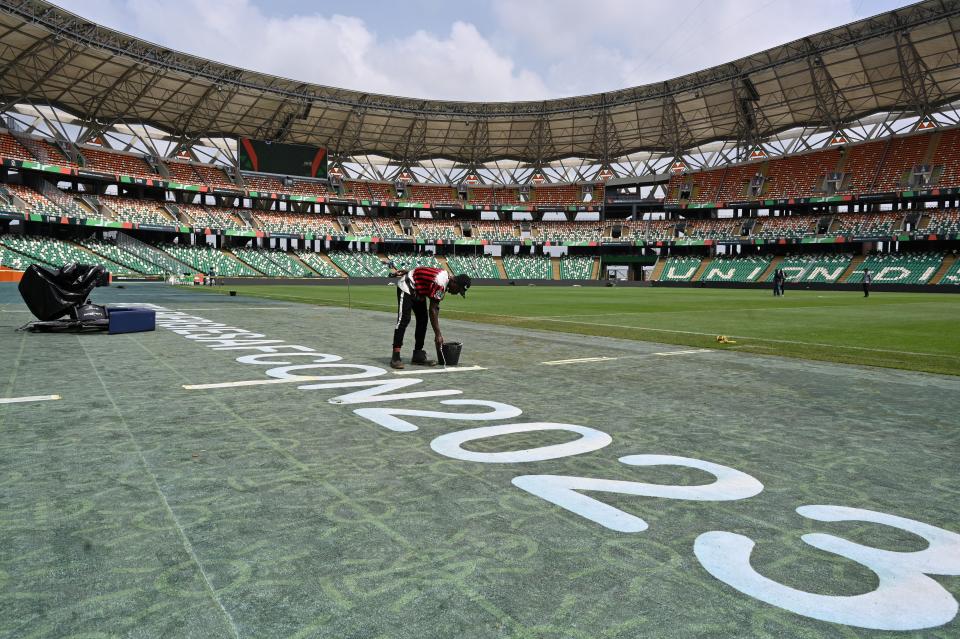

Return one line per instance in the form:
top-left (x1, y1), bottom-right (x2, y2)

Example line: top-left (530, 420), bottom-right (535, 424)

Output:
top-left (863, 282), bottom-right (870, 297)
top-left (393, 288), bottom-right (427, 351)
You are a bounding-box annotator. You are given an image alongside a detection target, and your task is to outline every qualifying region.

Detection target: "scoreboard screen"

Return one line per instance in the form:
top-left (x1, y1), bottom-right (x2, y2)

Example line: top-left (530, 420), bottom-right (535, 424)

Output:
top-left (238, 138), bottom-right (327, 179)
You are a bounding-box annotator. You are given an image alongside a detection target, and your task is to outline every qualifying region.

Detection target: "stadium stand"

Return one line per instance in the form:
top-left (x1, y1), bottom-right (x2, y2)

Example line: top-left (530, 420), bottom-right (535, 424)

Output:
top-left (532, 185), bottom-right (583, 205)
top-left (327, 250), bottom-right (389, 277)
top-left (699, 255), bottom-right (771, 282)
top-left (538, 222), bottom-right (603, 244)
top-left (939, 255), bottom-right (960, 285)
top-left (768, 254), bottom-right (852, 283)
top-left (232, 247), bottom-right (312, 277)
top-left (657, 256), bottom-right (703, 281)
top-left (846, 252), bottom-right (944, 285)
top-left (78, 237), bottom-right (164, 276)
top-left (0, 235), bottom-right (134, 275)
top-left (242, 174), bottom-right (285, 192)
top-left (254, 212), bottom-right (339, 236)
top-left (102, 197), bottom-right (173, 226)
top-left (415, 219), bottom-right (458, 241)
top-left (3, 184), bottom-right (64, 216)
top-left (387, 253), bottom-right (443, 270)
top-left (873, 134), bottom-right (930, 192)
top-left (406, 184), bottom-right (458, 205)
top-left (931, 129), bottom-right (960, 189)
top-left (469, 222), bottom-right (517, 242)
top-left (830, 212), bottom-right (901, 237)
top-left (753, 215), bottom-right (815, 240)
top-left (682, 219), bottom-right (742, 242)
top-left (180, 205), bottom-right (246, 230)
top-left (80, 148), bottom-right (158, 179)
top-left (764, 149), bottom-right (842, 198)
top-left (0, 241), bottom-right (40, 270)
top-left (502, 254), bottom-right (551, 279)
top-left (559, 255), bottom-right (594, 279)
top-left (446, 254), bottom-right (500, 279)
top-left (924, 209), bottom-right (960, 234)
top-left (159, 243), bottom-right (257, 276)
top-left (468, 187), bottom-right (520, 205)
top-left (0, 132), bottom-right (34, 162)
top-left (289, 179), bottom-right (330, 197)
top-left (294, 251), bottom-right (343, 278)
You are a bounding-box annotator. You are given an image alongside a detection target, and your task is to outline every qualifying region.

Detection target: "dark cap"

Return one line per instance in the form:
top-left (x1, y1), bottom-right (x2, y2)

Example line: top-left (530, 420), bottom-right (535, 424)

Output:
top-left (452, 273), bottom-right (472, 297)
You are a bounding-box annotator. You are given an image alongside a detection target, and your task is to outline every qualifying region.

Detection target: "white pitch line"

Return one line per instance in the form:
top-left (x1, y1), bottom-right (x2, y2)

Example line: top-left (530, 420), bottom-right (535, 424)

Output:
top-left (393, 365), bottom-right (487, 375)
top-left (0, 394), bottom-right (61, 404)
top-left (183, 376), bottom-right (329, 390)
top-left (170, 306), bottom-right (284, 311)
top-left (654, 349), bottom-right (713, 356)
top-left (541, 356), bottom-right (619, 366)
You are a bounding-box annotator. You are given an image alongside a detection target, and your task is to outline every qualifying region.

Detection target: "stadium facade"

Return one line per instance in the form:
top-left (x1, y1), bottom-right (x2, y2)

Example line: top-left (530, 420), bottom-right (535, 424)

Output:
top-left (0, 0), bottom-right (960, 288)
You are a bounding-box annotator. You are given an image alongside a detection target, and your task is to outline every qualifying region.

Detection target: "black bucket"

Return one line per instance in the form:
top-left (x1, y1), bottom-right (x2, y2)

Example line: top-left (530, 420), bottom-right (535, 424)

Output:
top-left (437, 341), bottom-right (463, 366)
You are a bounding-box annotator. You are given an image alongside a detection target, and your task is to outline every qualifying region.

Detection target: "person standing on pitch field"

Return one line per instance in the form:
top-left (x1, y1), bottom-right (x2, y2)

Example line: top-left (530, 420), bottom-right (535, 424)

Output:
top-left (862, 267), bottom-right (872, 297)
top-left (389, 265), bottom-right (471, 369)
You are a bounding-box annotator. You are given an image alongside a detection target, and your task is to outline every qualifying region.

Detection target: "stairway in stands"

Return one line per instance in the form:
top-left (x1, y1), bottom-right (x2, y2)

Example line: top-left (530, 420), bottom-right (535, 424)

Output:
top-left (930, 253), bottom-right (956, 284)
top-left (493, 256), bottom-right (508, 279)
top-left (691, 258), bottom-right (711, 281)
top-left (551, 257), bottom-right (561, 280)
top-left (840, 255), bottom-right (866, 282)
top-left (759, 256), bottom-right (783, 282)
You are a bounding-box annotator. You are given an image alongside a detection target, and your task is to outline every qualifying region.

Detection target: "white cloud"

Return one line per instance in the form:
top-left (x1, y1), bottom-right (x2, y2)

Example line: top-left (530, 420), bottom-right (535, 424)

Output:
top-left (52, 0), bottom-right (550, 101)
top-left (51, 0), bottom-right (908, 100)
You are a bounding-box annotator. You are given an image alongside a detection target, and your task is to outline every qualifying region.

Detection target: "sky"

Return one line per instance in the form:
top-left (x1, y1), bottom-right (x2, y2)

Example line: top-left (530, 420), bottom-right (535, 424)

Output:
top-left (50, 0), bottom-right (915, 102)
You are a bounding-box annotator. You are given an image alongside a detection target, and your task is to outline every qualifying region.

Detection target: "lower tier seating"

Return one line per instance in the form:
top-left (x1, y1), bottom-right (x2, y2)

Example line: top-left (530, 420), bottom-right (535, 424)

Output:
top-left (446, 255), bottom-right (500, 279)
top-left (657, 256), bottom-right (702, 281)
top-left (767, 254), bottom-right (852, 283)
top-left (846, 252), bottom-right (944, 284)
top-left (0, 235), bottom-right (133, 276)
top-left (232, 247), bottom-right (312, 277)
top-left (327, 250), bottom-right (389, 277)
top-left (559, 256), bottom-right (594, 279)
top-left (159, 243), bottom-right (257, 276)
top-left (387, 253), bottom-right (443, 271)
top-left (78, 238), bottom-right (164, 276)
top-left (699, 256), bottom-right (771, 282)
top-left (502, 255), bottom-right (551, 279)
top-left (939, 257), bottom-right (960, 285)
top-left (294, 251), bottom-right (343, 278)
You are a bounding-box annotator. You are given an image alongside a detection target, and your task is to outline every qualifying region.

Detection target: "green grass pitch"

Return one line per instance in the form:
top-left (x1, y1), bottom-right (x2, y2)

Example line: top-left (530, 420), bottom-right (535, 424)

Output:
top-left (186, 283), bottom-right (960, 376)
top-left (1, 282), bottom-right (958, 638)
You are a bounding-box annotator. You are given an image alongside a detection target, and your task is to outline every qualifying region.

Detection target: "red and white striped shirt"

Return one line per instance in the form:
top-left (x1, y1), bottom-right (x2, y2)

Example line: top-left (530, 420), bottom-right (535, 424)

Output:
top-left (399, 266), bottom-right (449, 301)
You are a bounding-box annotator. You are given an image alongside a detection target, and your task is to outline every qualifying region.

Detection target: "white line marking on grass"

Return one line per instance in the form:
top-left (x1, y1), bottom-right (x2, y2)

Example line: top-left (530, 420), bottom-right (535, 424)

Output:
top-left (183, 376), bottom-right (329, 390)
top-left (393, 365), bottom-right (487, 375)
top-left (170, 306), bottom-right (284, 311)
top-left (542, 356), bottom-right (619, 366)
top-left (535, 318), bottom-right (960, 359)
top-left (0, 394), bottom-right (61, 404)
top-left (654, 349), bottom-right (713, 356)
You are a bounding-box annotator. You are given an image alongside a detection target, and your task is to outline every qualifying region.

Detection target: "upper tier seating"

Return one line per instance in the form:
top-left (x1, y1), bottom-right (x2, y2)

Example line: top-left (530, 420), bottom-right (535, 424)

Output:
top-left (415, 219), bottom-right (458, 241)
top-left (3, 184), bottom-right (62, 216)
top-left (469, 222), bottom-right (517, 242)
top-left (873, 134), bottom-right (931, 192)
top-left (446, 254), bottom-right (500, 279)
top-left (753, 215), bottom-right (815, 240)
top-left (103, 197), bottom-right (173, 226)
top-left (327, 250), bottom-right (389, 277)
top-left (682, 219), bottom-right (741, 242)
top-left (559, 255), bottom-right (594, 279)
top-left (502, 255), bottom-right (551, 279)
top-left (932, 129), bottom-right (960, 189)
top-left (159, 243), bottom-right (257, 276)
top-left (242, 174), bottom-right (285, 192)
top-left (294, 251), bottom-right (343, 278)
top-left (532, 185), bottom-right (583, 206)
top-left (81, 148), bottom-right (157, 179)
top-left (699, 255), bottom-right (771, 282)
top-left (538, 222), bottom-right (603, 244)
top-left (254, 212), bottom-right (339, 236)
top-left (180, 205), bottom-right (246, 230)
top-left (625, 220), bottom-right (675, 242)
top-left (846, 252), bottom-right (944, 284)
top-left (925, 209), bottom-right (960, 234)
top-left (406, 185), bottom-right (458, 205)
top-left (657, 256), bottom-right (702, 281)
top-left (765, 149), bottom-right (841, 198)
top-left (468, 188), bottom-right (520, 205)
top-left (347, 181), bottom-right (395, 201)
top-left (830, 212), bottom-right (901, 237)
top-left (767, 254), bottom-right (852, 283)
top-left (289, 179), bottom-right (330, 197)
top-left (0, 133), bottom-right (34, 162)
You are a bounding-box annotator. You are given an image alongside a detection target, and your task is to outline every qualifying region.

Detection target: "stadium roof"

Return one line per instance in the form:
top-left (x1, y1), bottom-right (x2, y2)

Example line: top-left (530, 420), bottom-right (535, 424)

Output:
top-left (1, 0), bottom-right (960, 165)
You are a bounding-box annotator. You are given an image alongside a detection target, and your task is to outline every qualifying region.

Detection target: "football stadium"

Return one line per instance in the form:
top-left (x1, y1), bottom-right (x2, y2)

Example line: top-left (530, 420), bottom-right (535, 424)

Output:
top-left (1, 0), bottom-right (959, 636)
